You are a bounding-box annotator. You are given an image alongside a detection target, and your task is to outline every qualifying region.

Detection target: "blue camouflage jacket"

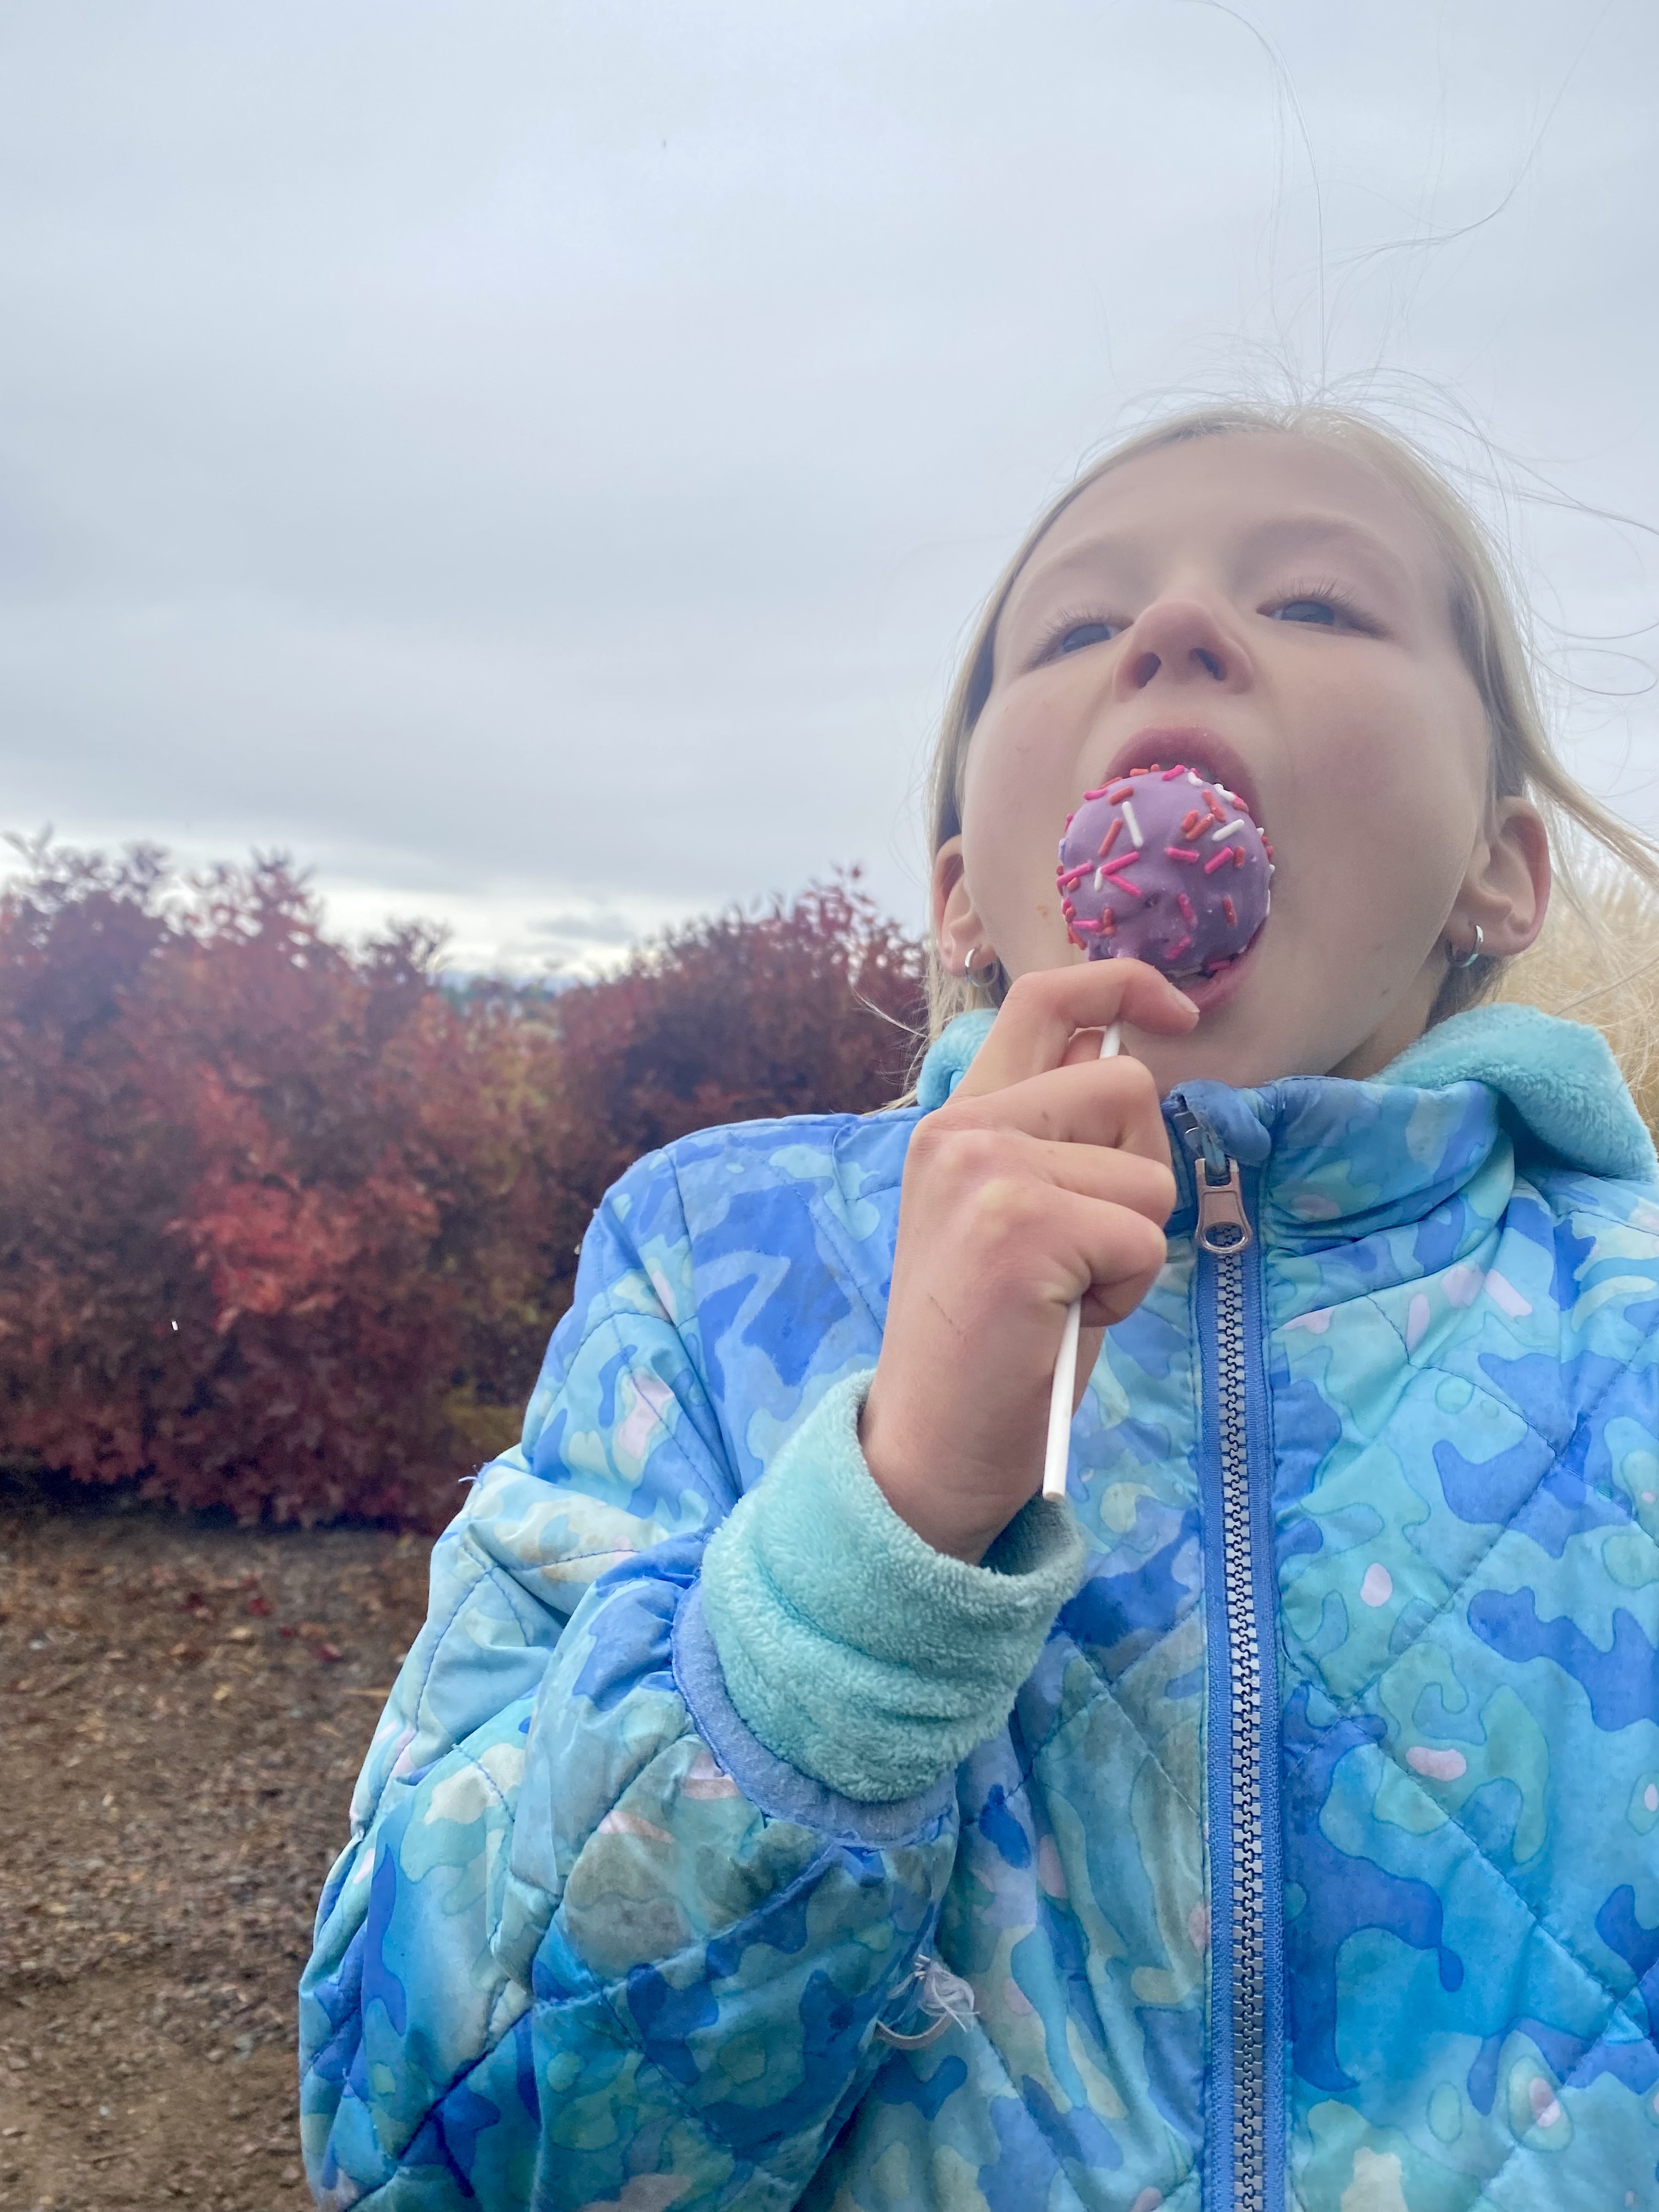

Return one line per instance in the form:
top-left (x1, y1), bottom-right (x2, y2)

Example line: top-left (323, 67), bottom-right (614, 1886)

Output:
top-left (301, 1003), bottom-right (1659, 2212)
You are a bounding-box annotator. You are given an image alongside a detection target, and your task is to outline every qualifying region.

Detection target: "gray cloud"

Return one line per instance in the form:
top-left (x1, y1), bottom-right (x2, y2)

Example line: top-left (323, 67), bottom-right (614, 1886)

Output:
top-left (1, 1), bottom-right (1654, 969)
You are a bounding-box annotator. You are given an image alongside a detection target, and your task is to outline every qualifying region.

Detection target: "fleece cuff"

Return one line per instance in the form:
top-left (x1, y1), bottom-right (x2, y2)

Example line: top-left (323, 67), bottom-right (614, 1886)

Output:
top-left (699, 1369), bottom-right (1087, 1804)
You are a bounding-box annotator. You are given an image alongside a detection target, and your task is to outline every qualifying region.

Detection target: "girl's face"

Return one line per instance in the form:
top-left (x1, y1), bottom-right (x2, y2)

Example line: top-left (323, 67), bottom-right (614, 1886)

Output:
top-left (936, 431), bottom-right (1549, 1090)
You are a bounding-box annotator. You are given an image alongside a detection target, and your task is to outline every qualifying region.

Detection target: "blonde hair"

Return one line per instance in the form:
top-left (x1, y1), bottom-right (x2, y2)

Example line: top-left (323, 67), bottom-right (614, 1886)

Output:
top-left (924, 400), bottom-right (1659, 1078)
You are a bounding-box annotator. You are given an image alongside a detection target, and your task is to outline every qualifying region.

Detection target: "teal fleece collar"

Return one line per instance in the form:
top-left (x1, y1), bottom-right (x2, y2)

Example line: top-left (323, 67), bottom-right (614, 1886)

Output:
top-left (917, 1002), bottom-right (1657, 1186)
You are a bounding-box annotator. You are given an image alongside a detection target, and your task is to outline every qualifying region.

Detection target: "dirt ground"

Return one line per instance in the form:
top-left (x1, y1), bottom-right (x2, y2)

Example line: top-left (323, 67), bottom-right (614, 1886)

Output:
top-left (0, 1477), bottom-right (435, 2212)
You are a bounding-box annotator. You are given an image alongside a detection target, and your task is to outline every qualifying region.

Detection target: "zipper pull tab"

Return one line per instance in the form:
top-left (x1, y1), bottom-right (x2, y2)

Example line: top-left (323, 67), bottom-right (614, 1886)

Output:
top-left (1195, 1158), bottom-right (1252, 1255)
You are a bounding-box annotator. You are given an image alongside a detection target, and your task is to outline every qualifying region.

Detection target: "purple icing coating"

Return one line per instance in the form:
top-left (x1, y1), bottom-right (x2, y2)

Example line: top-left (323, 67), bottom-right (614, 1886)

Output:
top-left (1057, 764), bottom-right (1272, 975)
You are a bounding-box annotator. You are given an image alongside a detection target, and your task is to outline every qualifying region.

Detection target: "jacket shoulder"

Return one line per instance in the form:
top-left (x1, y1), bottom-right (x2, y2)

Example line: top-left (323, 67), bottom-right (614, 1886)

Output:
top-left (644, 1107), bottom-right (921, 1275)
top-left (1521, 1162), bottom-right (1659, 1265)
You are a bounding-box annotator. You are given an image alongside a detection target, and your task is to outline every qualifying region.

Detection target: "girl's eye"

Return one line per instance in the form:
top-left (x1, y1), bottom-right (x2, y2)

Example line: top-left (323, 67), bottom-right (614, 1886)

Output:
top-left (1052, 618), bottom-right (1121, 656)
top-left (1265, 584), bottom-right (1375, 632)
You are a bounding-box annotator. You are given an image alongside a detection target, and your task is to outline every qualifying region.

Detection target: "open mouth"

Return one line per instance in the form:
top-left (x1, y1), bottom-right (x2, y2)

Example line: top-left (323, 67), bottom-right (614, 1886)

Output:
top-left (1098, 725), bottom-right (1262, 828)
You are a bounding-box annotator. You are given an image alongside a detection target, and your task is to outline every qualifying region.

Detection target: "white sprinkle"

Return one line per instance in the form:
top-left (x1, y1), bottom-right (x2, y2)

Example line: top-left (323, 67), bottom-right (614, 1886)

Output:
top-left (1121, 798), bottom-right (1144, 848)
top-left (1187, 770), bottom-right (1203, 785)
top-left (1094, 866), bottom-right (1107, 890)
top-left (1209, 818), bottom-right (1247, 844)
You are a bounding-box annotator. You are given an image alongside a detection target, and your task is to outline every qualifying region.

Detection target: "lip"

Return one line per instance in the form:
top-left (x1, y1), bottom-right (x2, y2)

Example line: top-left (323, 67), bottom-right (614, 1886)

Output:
top-left (1172, 925), bottom-right (1265, 1017)
top-left (1098, 724), bottom-right (1263, 827)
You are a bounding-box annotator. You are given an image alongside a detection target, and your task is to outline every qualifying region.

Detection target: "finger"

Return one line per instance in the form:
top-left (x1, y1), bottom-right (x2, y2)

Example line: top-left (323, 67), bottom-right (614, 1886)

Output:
top-left (1028, 1138), bottom-right (1178, 1223)
top-left (939, 1054), bottom-right (1173, 1161)
top-left (957, 960), bottom-right (1197, 1099)
top-left (1034, 1189), bottom-right (1172, 1319)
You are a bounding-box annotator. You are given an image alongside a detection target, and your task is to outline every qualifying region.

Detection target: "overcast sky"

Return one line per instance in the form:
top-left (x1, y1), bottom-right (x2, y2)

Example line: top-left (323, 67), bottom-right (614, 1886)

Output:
top-left (2, 1), bottom-right (1655, 972)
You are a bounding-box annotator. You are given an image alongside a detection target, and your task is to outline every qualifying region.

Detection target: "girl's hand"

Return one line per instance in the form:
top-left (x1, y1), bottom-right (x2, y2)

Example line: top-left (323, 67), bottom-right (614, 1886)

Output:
top-left (860, 962), bottom-right (1198, 1562)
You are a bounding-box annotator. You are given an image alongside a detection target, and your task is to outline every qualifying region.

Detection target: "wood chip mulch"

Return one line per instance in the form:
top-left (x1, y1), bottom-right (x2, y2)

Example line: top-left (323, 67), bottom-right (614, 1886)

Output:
top-left (0, 1479), bottom-right (435, 2212)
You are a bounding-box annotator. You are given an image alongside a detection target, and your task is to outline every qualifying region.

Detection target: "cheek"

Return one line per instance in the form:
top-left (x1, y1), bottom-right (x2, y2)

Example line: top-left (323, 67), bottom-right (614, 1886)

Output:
top-left (1296, 650), bottom-right (1485, 794)
top-left (1286, 662), bottom-right (1485, 868)
top-left (959, 695), bottom-right (1078, 884)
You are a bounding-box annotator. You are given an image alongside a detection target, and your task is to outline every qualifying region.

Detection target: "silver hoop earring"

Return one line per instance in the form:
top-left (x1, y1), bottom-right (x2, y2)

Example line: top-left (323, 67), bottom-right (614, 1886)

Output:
top-left (1449, 922), bottom-right (1483, 969)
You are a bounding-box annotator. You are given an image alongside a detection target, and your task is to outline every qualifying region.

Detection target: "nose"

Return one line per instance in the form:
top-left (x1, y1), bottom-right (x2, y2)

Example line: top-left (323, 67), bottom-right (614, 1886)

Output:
top-left (1113, 595), bottom-right (1250, 698)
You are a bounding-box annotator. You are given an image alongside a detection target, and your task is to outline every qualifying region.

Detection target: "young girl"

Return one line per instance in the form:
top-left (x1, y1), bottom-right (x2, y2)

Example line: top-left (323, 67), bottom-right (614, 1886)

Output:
top-left (299, 403), bottom-right (1659, 2212)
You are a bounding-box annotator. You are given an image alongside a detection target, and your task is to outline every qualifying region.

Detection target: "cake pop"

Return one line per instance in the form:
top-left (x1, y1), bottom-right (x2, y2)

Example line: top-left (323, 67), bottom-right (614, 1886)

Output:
top-left (1056, 760), bottom-right (1272, 975)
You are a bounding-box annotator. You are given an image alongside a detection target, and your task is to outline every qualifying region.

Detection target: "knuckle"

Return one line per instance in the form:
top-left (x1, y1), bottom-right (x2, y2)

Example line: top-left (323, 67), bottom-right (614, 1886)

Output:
top-left (1125, 1214), bottom-right (1173, 1281)
top-left (1108, 1054), bottom-right (1161, 1116)
top-left (945, 1126), bottom-right (1011, 1186)
top-left (1002, 969), bottom-right (1049, 1012)
top-left (906, 1113), bottom-right (947, 1165)
top-left (964, 1172), bottom-right (1035, 1245)
top-left (1137, 1158), bottom-right (1179, 1218)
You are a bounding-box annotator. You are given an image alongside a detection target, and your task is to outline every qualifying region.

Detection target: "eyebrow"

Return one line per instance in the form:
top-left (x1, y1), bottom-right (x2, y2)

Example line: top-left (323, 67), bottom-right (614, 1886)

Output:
top-left (1004, 509), bottom-right (1421, 633)
top-left (1235, 513), bottom-right (1419, 596)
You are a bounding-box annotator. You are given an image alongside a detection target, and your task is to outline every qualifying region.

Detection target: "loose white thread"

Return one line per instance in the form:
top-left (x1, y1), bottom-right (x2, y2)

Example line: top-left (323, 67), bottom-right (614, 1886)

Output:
top-left (872, 1954), bottom-right (979, 2048)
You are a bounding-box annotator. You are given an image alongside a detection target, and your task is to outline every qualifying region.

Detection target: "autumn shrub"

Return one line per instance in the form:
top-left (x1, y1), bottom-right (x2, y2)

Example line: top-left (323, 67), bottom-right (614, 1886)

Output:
top-left (0, 847), bottom-right (926, 1525)
top-left (539, 876), bottom-right (928, 1283)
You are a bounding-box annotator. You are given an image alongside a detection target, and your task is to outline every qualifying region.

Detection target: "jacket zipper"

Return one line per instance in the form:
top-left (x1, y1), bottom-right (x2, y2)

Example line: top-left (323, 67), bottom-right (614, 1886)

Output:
top-left (1206, 1182), bottom-right (1267, 2211)
top-left (1172, 1105), bottom-right (1279, 2212)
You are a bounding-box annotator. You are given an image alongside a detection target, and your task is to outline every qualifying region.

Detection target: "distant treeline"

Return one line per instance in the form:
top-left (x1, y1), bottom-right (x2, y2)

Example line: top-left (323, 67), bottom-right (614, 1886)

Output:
top-left (0, 843), bottom-right (926, 1526)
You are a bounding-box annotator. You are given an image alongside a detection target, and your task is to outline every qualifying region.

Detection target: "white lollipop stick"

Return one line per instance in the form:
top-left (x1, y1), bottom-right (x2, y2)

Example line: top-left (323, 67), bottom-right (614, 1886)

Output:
top-left (1041, 1019), bottom-right (1120, 1500)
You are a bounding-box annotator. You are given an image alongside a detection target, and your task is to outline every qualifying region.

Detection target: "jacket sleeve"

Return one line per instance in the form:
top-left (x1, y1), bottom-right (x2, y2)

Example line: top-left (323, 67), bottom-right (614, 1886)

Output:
top-left (297, 1141), bottom-right (1083, 2211)
top-left (295, 1149), bottom-right (938, 2210)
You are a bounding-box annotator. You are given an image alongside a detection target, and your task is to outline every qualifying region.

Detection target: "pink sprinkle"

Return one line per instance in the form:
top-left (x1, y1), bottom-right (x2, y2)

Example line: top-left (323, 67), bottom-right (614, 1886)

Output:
top-left (1097, 819), bottom-right (1121, 858)
top-left (1165, 845), bottom-right (1202, 864)
top-left (1103, 850), bottom-right (1141, 875)
top-left (1177, 892), bottom-right (1196, 923)
top-left (1222, 895), bottom-right (1237, 926)
top-left (1106, 782), bottom-right (1135, 802)
top-left (1082, 786), bottom-right (1110, 802)
top-left (1203, 850), bottom-right (1232, 874)
top-left (1109, 874), bottom-right (1142, 901)
top-left (1166, 935), bottom-right (1193, 960)
top-left (1161, 763), bottom-right (1189, 779)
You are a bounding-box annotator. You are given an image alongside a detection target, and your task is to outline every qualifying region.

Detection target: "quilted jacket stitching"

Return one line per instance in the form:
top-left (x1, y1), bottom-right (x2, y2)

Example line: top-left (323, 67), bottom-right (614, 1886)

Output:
top-left (1453, 1985), bottom-right (1658, 2207)
top-left (1277, 1356), bottom-right (1641, 1725)
top-left (1352, 1721), bottom-right (1635, 2023)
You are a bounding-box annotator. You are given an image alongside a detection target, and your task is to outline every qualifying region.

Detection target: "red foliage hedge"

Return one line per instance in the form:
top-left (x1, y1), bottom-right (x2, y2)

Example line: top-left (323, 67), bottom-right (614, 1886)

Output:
top-left (0, 846), bottom-right (926, 1525)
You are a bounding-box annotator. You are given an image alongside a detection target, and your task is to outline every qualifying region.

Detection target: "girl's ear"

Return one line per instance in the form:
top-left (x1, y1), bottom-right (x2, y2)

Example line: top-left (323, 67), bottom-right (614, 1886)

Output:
top-left (1447, 797), bottom-right (1551, 960)
top-left (932, 836), bottom-right (994, 975)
